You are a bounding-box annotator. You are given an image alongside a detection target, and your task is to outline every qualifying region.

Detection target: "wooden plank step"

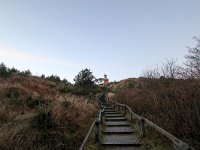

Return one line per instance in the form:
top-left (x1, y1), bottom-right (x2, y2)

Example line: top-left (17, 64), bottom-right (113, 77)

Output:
top-left (103, 127), bottom-right (134, 134)
top-left (104, 108), bottom-right (114, 111)
top-left (102, 103), bottom-right (110, 106)
top-left (104, 106), bottom-right (112, 108)
top-left (105, 121), bottom-right (131, 126)
top-left (102, 135), bottom-right (141, 146)
top-left (105, 117), bottom-right (127, 121)
top-left (105, 114), bottom-right (123, 117)
top-left (104, 146), bottom-right (140, 150)
top-left (102, 104), bottom-right (110, 106)
top-left (103, 107), bottom-right (112, 109)
top-left (104, 109), bottom-right (115, 110)
top-left (104, 110), bottom-right (116, 112)
top-left (105, 112), bottom-right (120, 115)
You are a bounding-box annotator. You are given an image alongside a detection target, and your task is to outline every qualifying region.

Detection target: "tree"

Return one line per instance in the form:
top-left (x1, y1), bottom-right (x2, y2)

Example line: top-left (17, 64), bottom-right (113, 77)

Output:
top-left (10, 67), bottom-right (19, 74)
top-left (185, 37), bottom-right (200, 78)
top-left (161, 59), bottom-right (180, 79)
top-left (74, 68), bottom-right (98, 96)
top-left (62, 78), bottom-right (70, 84)
top-left (24, 70), bottom-right (32, 75)
top-left (0, 63), bottom-right (11, 77)
top-left (74, 68), bottom-right (96, 87)
top-left (41, 74), bottom-right (45, 78)
top-left (46, 75), bottom-right (61, 82)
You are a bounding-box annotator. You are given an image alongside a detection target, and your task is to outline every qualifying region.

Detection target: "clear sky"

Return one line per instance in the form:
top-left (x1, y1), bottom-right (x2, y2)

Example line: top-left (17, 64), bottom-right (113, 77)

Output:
top-left (0, 0), bottom-right (200, 82)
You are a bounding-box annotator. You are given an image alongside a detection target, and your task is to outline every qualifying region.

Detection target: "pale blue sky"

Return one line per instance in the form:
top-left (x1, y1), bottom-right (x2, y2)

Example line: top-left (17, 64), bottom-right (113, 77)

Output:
top-left (0, 0), bottom-right (200, 82)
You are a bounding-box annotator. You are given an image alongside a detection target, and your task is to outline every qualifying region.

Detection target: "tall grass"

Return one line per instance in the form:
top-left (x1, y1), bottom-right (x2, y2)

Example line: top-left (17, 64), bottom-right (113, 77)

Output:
top-left (0, 75), bottom-right (97, 150)
top-left (113, 78), bottom-right (200, 149)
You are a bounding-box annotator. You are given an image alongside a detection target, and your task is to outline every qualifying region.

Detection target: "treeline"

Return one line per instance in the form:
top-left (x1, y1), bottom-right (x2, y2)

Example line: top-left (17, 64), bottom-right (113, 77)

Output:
top-left (0, 63), bottom-right (68, 83)
top-left (113, 37), bottom-right (200, 149)
top-left (0, 63), bottom-right (31, 77)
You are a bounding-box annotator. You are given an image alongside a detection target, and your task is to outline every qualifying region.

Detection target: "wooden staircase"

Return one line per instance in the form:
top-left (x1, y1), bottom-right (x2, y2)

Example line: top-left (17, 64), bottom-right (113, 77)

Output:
top-left (80, 98), bottom-right (191, 150)
top-left (101, 103), bottom-right (141, 150)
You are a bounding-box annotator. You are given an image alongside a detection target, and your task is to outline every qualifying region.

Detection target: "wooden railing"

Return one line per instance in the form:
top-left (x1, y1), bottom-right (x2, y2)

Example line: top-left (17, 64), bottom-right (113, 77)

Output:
top-left (79, 102), bottom-right (104, 150)
top-left (109, 99), bottom-right (195, 150)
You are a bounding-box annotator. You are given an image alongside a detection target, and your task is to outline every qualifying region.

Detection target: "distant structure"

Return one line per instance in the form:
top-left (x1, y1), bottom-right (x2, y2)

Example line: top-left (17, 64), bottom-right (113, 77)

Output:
top-left (103, 74), bottom-right (109, 86)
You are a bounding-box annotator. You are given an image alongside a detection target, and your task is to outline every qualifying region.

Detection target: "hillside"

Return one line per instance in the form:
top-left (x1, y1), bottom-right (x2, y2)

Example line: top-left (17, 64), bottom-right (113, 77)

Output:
top-left (109, 77), bottom-right (200, 149)
top-left (0, 72), bottom-right (97, 149)
top-left (108, 77), bottom-right (143, 92)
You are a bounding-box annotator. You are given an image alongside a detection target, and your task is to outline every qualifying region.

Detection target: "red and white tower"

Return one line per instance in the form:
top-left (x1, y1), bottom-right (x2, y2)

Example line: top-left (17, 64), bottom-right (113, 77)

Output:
top-left (103, 74), bottom-right (109, 86)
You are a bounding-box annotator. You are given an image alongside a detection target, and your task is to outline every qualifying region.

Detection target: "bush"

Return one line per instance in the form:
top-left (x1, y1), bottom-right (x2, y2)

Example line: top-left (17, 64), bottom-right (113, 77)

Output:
top-left (19, 70), bottom-right (32, 76)
top-left (0, 63), bottom-right (11, 77)
top-left (5, 87), bottom-right (23, 106)
top-left (46, 75), bottom-right (61, 82)
top-left (26, 96), bottom-right (45, 108)
top-left (9, 67), bottom-right (19, 74)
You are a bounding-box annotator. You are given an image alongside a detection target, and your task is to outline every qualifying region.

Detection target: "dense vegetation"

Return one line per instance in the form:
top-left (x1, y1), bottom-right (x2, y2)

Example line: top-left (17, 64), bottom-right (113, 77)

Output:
top-left (0, 65), bottom-right (99, 150)
top-left (111, 37), bottom-right (200, 149)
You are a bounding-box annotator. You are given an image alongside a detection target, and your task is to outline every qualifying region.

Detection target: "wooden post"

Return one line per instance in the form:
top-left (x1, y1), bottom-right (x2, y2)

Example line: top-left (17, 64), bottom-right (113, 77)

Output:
top-left (99, 102), bottom-right (101, 109)
top-left (100, 111), bottom-right (103, 124)
top-left (130, 113), bottom-right (133, 121)
top-left (118, 105), bottom-right (120, 111)
top-left (140, 118), bottom-right (145, 137)
top-left (95, 119), bottom-right (100, 142)
top-left (124, 105), bottom-right (126, 115)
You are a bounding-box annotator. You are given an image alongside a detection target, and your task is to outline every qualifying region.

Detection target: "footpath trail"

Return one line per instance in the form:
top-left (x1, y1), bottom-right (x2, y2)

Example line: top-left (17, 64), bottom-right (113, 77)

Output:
top-left (101, 102), bottom-right (141, 150)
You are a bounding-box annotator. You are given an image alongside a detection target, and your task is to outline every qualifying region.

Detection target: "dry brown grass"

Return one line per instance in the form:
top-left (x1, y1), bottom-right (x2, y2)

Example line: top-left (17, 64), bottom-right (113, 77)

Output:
top-left (113, 78), bottom-right (200, 149)
top-left (0, 75), bottom-right (97, 150)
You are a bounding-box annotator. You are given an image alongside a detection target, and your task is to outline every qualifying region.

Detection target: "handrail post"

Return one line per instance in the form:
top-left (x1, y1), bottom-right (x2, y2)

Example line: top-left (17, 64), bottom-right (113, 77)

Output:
top-left (99, 102), bottom-right (101, 109)
top-left (130, 113), bottom-right (133, 121)
top-left (140, 118), bottom-right (145, 137)
top-left (95, 119), bottom-right (100, 142)
top-left (124, 105), bottom-right (126, 115)
top-left (118, 105), bottom-right (120, 111)
top-left (100, 110), bottom-right (103, 124)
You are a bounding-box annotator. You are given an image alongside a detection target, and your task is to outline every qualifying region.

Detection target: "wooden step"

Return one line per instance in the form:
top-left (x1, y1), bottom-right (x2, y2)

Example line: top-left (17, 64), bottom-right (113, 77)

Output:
top-left (105, 112), bottom-right (120, 115)
top-left (103, 127), bottom-right (134, 134)
top-left (104, 106), bottom-right (113, 109)
top-left (104, 110), bottom-right (116, 112)
top-left (104, 109), bottom-right (116, 112)
top-left (105, 117), bottom-right (127, 121)
top-left (102, 103), bottom-right (111, 106)
top-left (105, 114), bottom-right (123, 117)
top-left (102, 134), bottom-right (141, 146)
top-left (104, 146), bottom-right (140, 150)
top-left (105, 121), bottom-right (131, 126)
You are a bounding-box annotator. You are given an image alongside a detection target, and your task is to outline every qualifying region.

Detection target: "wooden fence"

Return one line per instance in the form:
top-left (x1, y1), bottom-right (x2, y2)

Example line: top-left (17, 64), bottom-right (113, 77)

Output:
top-left (79, 103), bottom-right (104, 150)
